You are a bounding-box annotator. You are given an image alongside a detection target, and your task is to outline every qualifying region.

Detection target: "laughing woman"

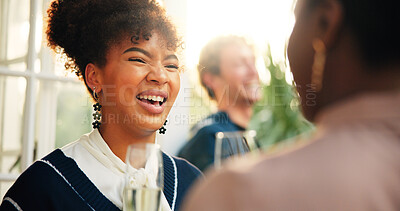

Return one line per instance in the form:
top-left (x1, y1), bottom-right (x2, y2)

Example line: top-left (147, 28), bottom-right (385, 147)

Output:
top-left (0, 0), bottom-right (201, 210)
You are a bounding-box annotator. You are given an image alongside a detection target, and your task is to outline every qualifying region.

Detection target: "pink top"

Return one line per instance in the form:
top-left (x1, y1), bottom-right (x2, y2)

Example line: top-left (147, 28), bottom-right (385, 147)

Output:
top-left (184, 91), bottom-right (400, 211)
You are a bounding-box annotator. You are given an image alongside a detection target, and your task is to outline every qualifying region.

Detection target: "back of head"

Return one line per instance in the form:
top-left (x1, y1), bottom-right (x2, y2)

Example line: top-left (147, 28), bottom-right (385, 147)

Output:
top-left (307, 0), bottom-right (400, 69)
top-left (198, 35), bottom-right (253, 99)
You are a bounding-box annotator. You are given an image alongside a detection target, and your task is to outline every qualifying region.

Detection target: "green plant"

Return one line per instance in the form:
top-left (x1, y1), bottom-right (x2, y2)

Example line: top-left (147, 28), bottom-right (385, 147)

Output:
top-left (249, 50), bottom-right (314, 150)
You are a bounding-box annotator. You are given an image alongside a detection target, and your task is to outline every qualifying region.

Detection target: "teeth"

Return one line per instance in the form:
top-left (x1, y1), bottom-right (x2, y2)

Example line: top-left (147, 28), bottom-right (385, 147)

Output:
top-left (137, 95), bottom-right (165, 102)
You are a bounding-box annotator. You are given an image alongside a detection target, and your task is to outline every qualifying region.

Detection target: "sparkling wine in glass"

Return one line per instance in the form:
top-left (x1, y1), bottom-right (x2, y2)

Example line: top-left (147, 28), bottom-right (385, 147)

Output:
top-left (123, 143), bottom-right (163, 211)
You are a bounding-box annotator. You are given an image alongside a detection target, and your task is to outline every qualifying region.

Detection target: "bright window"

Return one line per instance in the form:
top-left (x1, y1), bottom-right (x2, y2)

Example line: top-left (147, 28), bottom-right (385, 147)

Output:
top-left (0, 0), bottom-right (92, 197)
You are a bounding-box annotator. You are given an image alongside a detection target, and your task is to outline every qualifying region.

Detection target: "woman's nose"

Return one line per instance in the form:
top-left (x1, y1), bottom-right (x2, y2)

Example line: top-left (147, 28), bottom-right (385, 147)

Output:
top-left (147, 65), bottom-right (169, 85)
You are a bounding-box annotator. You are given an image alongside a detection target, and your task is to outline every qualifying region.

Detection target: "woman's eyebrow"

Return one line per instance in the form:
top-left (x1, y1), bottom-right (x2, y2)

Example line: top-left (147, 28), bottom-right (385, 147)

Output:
top-left (123, 47), bottom-right (152, 58)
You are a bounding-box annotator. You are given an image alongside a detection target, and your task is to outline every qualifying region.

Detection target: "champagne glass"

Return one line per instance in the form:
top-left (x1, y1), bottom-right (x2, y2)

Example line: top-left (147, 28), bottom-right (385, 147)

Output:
top-left (214, 130), bottom-right (257, 169)
top-left (123, 143), bottom-right (163, 211)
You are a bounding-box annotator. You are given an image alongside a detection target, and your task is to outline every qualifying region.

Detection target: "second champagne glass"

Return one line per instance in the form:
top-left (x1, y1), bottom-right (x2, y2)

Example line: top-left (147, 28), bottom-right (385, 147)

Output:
top-left (214, 130), bottom-right (257, 169)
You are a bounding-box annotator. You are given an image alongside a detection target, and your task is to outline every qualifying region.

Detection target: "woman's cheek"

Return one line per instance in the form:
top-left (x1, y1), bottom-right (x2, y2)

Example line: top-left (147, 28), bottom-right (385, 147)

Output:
top-left (169, 72), bottom-right (181, 102)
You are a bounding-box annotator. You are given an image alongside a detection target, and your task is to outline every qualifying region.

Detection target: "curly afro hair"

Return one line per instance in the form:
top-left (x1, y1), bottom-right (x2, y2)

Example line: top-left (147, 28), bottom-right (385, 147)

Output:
top-left (46, 0), bottom-right (180, 91)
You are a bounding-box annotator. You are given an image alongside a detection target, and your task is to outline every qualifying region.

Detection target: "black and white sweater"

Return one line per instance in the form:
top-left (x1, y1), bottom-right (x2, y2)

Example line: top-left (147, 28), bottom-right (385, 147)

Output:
top-left (0, 149), bottom-right (201, 211)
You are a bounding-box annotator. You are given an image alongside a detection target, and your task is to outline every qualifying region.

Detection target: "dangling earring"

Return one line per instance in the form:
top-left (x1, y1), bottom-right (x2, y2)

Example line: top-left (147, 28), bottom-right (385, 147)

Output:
top-left (158, 119), bottom-right (167, 134)
top-left (311, 39), bottom-right (327, 92)
top-left (92, 87), bottom-right (102, 129)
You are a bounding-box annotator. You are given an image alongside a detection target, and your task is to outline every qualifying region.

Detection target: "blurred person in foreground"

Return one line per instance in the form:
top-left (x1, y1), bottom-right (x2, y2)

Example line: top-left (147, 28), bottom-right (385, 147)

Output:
top-left (183, 0), bottom-right (400, 210)
top-left (0, 0), bottom-right (201, 210)
top-left (178, 35), bottom-right (261, 172)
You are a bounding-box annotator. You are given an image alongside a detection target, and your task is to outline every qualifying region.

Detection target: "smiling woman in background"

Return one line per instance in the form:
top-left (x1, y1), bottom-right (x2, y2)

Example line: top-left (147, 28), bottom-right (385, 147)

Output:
top-left (0, 0), bottom-right (201, 210)
top-left (183, 0), bottom-right (400, 210)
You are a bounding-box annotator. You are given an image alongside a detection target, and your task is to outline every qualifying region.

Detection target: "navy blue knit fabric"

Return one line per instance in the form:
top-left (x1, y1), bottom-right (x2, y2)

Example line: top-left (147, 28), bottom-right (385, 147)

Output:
top-left (162, 154), bottom-right (203, 211)
top-left (178, 111), bottom-right (245, 172)
top-left (1, 149), bottom-right (201, 211)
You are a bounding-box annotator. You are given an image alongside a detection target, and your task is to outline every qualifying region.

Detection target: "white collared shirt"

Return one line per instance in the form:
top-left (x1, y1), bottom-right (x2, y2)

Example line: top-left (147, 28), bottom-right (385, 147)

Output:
top-left (61, 129), bottom-right (171, 210)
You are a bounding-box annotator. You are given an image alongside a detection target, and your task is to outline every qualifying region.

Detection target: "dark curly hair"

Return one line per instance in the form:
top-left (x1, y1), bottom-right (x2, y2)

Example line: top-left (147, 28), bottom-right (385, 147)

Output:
top-left (198, 35), bottom-right (254, 99)
top-left (46, 0), bottom-right (180, 95)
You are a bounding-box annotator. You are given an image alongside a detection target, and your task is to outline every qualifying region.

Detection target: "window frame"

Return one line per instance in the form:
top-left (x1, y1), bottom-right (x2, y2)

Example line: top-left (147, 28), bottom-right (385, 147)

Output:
top-left (0, 0), bottom-right (80, 186)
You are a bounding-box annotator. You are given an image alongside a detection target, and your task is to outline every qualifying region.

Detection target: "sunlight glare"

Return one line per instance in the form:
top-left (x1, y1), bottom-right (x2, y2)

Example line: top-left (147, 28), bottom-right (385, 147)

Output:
top-left (186, 0), bottom-right (295, 84)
